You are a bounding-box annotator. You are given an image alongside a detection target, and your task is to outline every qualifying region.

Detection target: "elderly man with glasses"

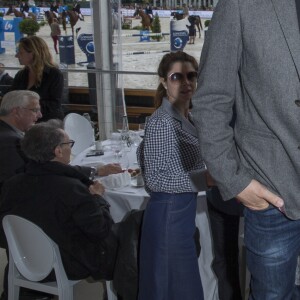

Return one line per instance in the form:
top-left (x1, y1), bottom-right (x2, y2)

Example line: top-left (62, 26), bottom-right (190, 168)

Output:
top-left (0, 90), bottom-right (42, 193)
top-left (0, 121), bottom-right (117, 289)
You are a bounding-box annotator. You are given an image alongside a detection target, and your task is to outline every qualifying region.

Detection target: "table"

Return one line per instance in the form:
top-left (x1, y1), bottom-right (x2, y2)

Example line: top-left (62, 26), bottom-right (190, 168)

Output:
top-left (71, 142), bottom-right (219, 300)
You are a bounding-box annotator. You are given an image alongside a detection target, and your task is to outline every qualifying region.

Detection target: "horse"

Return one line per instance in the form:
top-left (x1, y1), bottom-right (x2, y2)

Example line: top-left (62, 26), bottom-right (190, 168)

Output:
top-left (44, 10), bottom-right (62, 26)
top-left (133, 9), bottom-right (152, 31)
top-left (62, 10), bottom-right (80, 36)
top-left (45, 10), bottom-right (66, 36)
top-left (170, 12), bottom-right (184, 20)
top-left (6, 5), bottom-right (37, 21)
top-left (171, 12), bottom-right (203, 38)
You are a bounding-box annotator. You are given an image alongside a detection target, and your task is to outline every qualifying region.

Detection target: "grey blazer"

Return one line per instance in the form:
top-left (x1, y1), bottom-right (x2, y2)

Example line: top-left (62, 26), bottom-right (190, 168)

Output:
top-left (192, 0), bottom-right (300, 219)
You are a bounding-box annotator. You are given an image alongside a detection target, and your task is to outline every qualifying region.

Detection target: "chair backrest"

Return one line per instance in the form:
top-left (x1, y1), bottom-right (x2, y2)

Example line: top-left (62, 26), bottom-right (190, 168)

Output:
top-left (63, 113), bottom-right (95, 156)
top-left (2, 215), bottom-right (68, 282)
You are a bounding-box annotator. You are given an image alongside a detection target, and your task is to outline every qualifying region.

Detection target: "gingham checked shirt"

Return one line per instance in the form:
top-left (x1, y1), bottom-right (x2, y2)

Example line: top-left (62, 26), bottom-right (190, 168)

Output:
top-left (137, 98), bottom-right (205, 194)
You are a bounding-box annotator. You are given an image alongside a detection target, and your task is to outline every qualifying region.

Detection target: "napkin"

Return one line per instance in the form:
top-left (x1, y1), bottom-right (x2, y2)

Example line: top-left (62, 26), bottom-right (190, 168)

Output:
top-left (98, 172), bottom-right (131, 189)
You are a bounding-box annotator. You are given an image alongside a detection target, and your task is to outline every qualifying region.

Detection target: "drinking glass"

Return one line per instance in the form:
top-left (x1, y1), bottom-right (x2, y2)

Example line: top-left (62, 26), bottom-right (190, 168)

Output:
top-left (138, 123), bottom-right (145, 131)
top-left (138, 116), bottom-right (150, 133)
top-left (130, 131), bottom-right (141, 147)
top-left (120, 152), bottom-right (129, 171)
top-left (110, 133), bottom-right (122, 162)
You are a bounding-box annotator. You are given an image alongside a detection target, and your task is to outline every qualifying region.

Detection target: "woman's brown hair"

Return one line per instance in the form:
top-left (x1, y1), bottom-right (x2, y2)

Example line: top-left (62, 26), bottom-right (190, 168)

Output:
top-left (155, 51), bottom-right (198, 108)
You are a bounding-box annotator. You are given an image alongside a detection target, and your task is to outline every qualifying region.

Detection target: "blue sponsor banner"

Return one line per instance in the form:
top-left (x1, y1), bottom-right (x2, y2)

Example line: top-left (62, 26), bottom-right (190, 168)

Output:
top-left (3, 20), bottom-right (15, 33)
top-left (0, 18), bottom-right (3, 53)
top-left (170, 20), bottom-right (189, 52)
top-left (59, 35), bottom-right (75, 64)
top-left (139, 30), bottom-right (150, 42)
top-left (0, 17), bottom-right (23, 54)
top-left (58, 6), bottom-right (68, 13)
top-left (77, 33), bottom-right (95, 63)
top-left (30, 6), bottom-right (40, 15)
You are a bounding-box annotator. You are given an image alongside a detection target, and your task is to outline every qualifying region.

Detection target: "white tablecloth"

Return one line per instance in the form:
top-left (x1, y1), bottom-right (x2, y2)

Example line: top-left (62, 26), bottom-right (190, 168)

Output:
top-left (71, 143), bottom-right (218, 300)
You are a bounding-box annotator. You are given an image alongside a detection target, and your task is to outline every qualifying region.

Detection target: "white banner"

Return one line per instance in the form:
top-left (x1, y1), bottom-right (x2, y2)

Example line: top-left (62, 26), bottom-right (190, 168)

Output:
top-left (1, 41), bottom-right (15, 48)
top-left (0, 7), bottom-right (213, 18)
top-left (120, 9), bottom-right (213, 18)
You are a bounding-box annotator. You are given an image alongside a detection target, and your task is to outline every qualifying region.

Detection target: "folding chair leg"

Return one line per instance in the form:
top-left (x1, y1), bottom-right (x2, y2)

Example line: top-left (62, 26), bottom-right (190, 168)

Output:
top-left (106, 281), bottom-right (118, 300)
top-left (59, 285), bottom-right (73, 300)
top-left (9, 258), bottom-right (20, 300)
top-left (9, 284), bottom-right (20, 300)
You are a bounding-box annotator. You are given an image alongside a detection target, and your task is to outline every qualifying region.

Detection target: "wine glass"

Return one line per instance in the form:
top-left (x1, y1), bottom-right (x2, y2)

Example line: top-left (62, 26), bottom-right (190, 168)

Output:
top-left (111, 142), bottom-right (122, 162)
top-left (138, 123), bottom-right (145, 131)
top-left (110, 133), bottom-right (122, 162)
top-left (120, 151), bottom-right (130, 171)
top-left (130, 131), bottom-right (141, 147)
top-left (138, 116), bottom-right (150, 136)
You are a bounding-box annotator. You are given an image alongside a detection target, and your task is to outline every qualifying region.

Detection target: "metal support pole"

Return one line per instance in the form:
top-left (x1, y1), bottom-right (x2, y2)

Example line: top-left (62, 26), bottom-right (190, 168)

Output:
top-left (91, 0), bottom-right (115, 140)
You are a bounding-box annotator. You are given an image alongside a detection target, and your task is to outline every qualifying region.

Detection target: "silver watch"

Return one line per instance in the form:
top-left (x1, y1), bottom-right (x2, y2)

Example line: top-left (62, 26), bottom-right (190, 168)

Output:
top-left (89, 167), bottom-right (97, 180)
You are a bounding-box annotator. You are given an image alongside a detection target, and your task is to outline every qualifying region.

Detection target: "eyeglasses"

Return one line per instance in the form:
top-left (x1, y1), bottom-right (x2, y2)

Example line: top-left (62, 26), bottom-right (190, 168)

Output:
top-left (59, 140), bottom-right (75, 148)
top-left (20, 107), bottom-right (41, 113)
top-left (167, 71), bottom-right (198, 84)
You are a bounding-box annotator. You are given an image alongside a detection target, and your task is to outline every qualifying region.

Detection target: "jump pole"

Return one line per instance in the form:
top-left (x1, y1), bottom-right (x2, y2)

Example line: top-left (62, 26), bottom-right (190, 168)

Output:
top-left (123, 50), bottom-right (170, 55)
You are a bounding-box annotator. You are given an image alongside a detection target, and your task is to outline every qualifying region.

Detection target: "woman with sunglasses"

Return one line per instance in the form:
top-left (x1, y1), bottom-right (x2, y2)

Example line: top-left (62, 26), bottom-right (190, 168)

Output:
top-left (11, 36), bottom-right (64, 122)
top-left (137, 51), bottom-right (205, 300)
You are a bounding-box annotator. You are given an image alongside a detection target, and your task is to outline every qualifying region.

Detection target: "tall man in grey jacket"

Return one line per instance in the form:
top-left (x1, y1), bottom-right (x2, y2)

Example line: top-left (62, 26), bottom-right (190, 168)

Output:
top-left (193, 0), bottom-right (299, 298)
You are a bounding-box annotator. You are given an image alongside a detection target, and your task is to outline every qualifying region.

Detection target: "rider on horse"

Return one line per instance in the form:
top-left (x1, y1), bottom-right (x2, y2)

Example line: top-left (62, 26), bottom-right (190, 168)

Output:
top-left (73, 1), bottom-right (84, 21)
top-left (50, 1), bottom-right (59, 18)
top-left (144, 3), bottom-right (153, 23)
top-left (182, 3), bottom-right (189, 18)
top-left (20, 1), bottom-right (29, 17)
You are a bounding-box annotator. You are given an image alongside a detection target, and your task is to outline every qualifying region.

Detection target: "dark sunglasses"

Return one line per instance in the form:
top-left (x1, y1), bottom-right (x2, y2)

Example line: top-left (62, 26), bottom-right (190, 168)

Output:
top-left (60, 140), bottom-right (75, 148)
top-left (168, 71), bottom-right (198, 84)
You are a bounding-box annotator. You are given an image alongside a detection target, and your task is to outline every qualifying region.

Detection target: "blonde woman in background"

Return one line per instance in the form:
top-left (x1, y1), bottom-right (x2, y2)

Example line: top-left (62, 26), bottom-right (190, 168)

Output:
top-left (11, 36), bottom-right (64, 121)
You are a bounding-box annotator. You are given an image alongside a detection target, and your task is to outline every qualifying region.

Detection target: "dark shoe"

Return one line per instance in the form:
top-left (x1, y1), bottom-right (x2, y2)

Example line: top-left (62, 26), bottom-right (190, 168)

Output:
top-left (0, 291), bottom-right (7, 300)
top-left (19, 296), bottom-right (52, 300)
top-left (20, 290), bottom-right (53, 300)
top-left (0, 290), bottom-right (52, 300)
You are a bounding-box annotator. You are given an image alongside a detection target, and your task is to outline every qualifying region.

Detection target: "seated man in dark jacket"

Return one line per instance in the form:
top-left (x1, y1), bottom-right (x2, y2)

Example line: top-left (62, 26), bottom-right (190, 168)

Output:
top-left (0, 122), bottom-right (117, 281)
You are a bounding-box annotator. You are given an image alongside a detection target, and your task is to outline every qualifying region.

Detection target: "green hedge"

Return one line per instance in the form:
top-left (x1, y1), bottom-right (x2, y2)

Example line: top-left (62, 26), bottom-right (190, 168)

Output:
top-left (19, 18), bottom-right (40, 36)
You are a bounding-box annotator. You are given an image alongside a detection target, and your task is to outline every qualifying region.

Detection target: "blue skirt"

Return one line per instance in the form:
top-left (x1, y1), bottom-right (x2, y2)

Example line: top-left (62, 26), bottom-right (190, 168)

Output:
top-left (138, 192), bottom-right (204, 300)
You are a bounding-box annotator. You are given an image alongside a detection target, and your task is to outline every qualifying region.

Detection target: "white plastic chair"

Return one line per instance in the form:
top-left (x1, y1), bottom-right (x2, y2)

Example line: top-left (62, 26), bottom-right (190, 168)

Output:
top-left (3, 215), bottom-right (80, 300)
top-left (2, 215), bottom-right (116, 300)
top-left (63, 113), bottom-right (95, 157)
